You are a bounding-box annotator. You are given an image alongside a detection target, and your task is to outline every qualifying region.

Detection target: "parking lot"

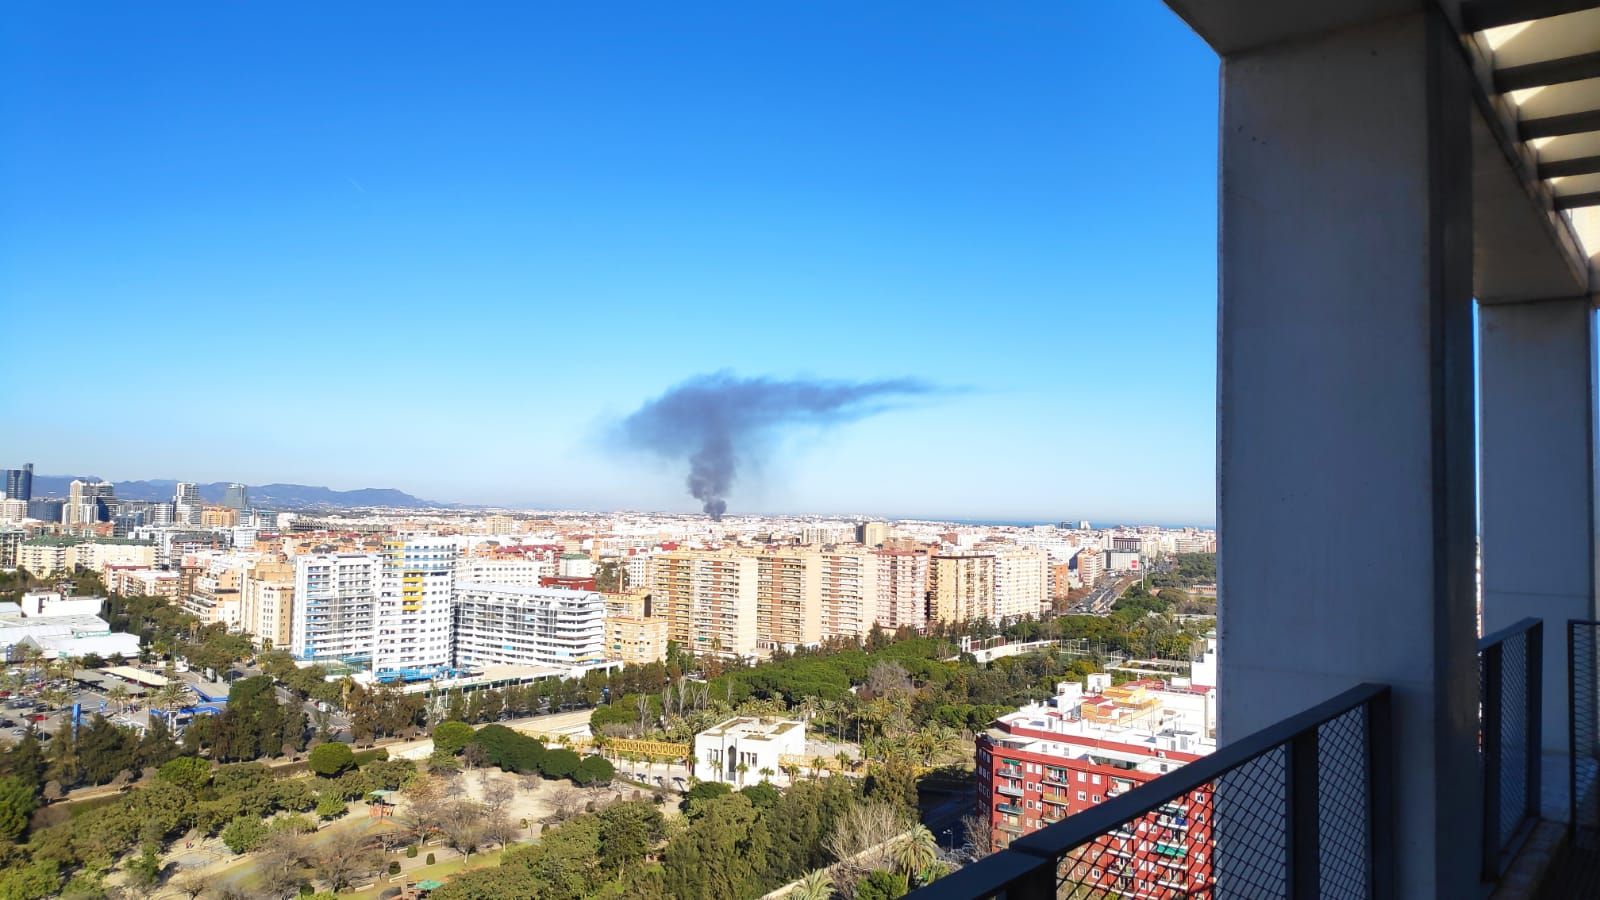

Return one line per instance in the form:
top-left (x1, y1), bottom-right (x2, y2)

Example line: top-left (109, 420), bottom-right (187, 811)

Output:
top-left (1, 664), bottom-right (189, 743)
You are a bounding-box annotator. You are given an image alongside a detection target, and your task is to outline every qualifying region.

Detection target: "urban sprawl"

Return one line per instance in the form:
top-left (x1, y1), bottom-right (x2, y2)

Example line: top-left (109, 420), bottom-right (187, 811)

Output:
top-left (0, 461), bottom-right (1221, 900)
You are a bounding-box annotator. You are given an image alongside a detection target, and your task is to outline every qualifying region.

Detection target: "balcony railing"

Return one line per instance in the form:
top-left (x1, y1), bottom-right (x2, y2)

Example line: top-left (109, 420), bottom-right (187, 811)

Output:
top-left (910, 683), bottom-right (1392, 899)
top-left (1479, 617), bottom-right (1542, 880)
top-left (1570, 621), bottom-right (1600, 835)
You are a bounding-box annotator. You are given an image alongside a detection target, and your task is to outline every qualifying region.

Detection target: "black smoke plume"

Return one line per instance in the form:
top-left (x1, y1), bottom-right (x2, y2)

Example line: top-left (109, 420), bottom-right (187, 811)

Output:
top-left (618, 372), bottom-right (938, 520)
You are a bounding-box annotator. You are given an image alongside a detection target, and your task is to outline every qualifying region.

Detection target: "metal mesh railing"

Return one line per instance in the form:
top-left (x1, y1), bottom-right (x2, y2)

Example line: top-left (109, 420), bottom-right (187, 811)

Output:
top-left (1478, 617), bottom-right (1542, 880)
top-left (1571, 621), bottom-right (1600, 835)
top-left (910, 684), bottom-right (1392, 900)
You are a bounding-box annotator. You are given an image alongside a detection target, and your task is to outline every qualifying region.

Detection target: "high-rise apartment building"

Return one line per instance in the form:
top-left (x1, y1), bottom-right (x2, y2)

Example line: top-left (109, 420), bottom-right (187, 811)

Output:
top-left (240, 558), bottom-right (295, 650)
top-left (0, 531), bottom-right (22, 570)
top-left (174, 482), bottom-right (202, 525)
top-left (929, 553), bottom-right (995, 624)
top-left (3, 464), bottom-right (32, 501)
top-left (222, 483), bottom-right (249, 510)
top-left (453, 584), bottom-right (606, 671)
top-left (992, 546), bottom-right (1050, 619)
top-left (800, 524), bottom-right (854, 546)
top-left (26, 499), bottom-right (63, 523)
top-left (817, 548), bottom-right (878, 641)
top-left (373, 537), bottom-right (460, 674)
top-left (604, 590), bottom-right (668, 664)
top-left (875, 549), bottom-right (929, 631)
top-left (292, 552), bottom-right (379, 664)
top-left (146, 502), bottom-right (176, 527)
top-left (856, 521), bottom-right (890, 548)
top-left (653, 550), bottom-right (760, 660)
top-left (755, 549), bottom-right (822, 651)
top-left (1074, 548), bottom-right (1105, 588)
top-left (64, 480), bottom-right (114, 528)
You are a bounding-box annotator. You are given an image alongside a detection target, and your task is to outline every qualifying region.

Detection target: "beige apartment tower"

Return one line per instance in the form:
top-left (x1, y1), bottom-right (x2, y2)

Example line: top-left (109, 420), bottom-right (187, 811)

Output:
top-left (929, 553), bottom-right (995, 625)
top-left (875, 549), bottom-right (930, 631)
top-left (653, 550), bottom-right (760, 660)
top-left (755, 549), bottom-right (822, 651)
top-left (241, 558), bottom-right (296, 650)
top-left (817, 548), bottom-right (878, 642)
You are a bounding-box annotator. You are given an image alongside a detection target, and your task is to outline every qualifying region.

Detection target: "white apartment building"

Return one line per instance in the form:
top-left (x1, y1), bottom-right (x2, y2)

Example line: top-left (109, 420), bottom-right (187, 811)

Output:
top-left (456, 557), bottom-right (552, 586)
top-left (557, 553), bottom-right (595, 579)
top-left (623, 552), bottom-right (652, 591)
top-left (373, 537), bottom-right (459, 674)
top-left (992, 546), bottom-right (1050, 619)
top-left (292, 552), bottom-right (379, 664)
top-left (452, 584), bottom-right (606, 671)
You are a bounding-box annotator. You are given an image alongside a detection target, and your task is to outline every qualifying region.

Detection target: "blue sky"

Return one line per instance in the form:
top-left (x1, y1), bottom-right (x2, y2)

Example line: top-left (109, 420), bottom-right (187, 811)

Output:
top-left (1, 2), bottom-right (1219, 523)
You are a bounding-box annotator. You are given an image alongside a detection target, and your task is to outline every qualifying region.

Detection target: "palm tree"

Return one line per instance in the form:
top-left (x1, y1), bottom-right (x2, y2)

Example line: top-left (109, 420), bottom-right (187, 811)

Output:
top-left (106, 683), bottom-right (130, 712)
top-left (809, 758), bottom-right (824, 781)
top-left (781, 762), bottom-right (801, 784)
top-left (793, 869), bottom-right (834, 900)
top-left (735, 761), bottom-right (749, 787)
top-left (758, 766), bottom-right (775, 784)
top-left (892, 825), bottom-right (939, 883)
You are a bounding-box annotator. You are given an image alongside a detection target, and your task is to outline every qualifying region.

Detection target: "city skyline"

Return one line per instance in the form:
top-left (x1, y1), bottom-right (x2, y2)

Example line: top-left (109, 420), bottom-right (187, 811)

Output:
top-left (7, 466), bottom-right (1217, 528)
top-left (1, 2), bottom-right (1219, 523)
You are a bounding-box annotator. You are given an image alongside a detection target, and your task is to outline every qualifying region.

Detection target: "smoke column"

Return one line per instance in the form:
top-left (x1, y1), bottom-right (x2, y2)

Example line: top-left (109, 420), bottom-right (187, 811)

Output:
top-left (617, 372), bottom-right (938, 519)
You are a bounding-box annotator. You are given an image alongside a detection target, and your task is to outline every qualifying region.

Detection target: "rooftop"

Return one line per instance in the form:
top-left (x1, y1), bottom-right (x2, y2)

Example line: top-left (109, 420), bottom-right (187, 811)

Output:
top-left (699, 715), bottom-right (804, 740)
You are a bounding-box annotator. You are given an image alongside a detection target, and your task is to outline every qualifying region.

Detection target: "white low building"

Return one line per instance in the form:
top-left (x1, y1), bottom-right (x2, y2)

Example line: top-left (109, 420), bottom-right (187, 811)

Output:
top-left (0, 594), bottom-right (140, 661)
top-left (693, 716), bottom-right (806, 787)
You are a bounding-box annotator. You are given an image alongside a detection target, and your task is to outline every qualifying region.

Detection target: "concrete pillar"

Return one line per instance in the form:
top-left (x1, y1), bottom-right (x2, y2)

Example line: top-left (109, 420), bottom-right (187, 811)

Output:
top-left (1480, 297), bottom-right (1597, 819)
top-left (1217, 10), bottom-right (1479, 898)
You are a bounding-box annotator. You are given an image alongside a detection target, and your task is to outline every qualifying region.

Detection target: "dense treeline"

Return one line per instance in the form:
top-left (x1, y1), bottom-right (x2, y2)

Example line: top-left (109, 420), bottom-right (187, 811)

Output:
top-left (1149, 552), bottom-right (1217, 588)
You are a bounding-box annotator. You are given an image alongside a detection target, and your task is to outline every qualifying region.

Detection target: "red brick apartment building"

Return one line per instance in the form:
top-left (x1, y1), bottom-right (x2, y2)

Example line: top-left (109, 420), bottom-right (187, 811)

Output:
top-left (975, 678), bottom-right (1216, 897)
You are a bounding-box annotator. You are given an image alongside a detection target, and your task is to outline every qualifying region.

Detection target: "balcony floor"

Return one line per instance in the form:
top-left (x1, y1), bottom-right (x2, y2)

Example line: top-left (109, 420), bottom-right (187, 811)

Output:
top-left (1535, 829), bottom-right (1600, 899)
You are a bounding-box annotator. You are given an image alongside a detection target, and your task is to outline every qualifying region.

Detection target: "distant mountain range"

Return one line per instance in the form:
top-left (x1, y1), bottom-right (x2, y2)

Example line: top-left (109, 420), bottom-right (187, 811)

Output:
top-left (32, 476), bottom-right (445, 510)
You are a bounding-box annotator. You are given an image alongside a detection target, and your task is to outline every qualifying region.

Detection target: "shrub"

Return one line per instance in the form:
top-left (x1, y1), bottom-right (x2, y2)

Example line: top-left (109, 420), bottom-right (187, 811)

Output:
top-left (309, 743), bottom-right (355, 777)
top-left (572, 755), bottom-right (614, 787)
top-left (352, 747), bottom-right (390, 767)
top-left (856, 869), bottom-right (910, 900)
top-left (425, 853), bottom-right (436, 866)
top-left (221, 816), bottom-right (266, 854)
top-left (427, 749), bottom-right (461, 774)
top-left (405, 845), bottom-right (418, 858)
top-left (156, 757), bottom-right (211, 791)
top-left (315, 794), bottom-right (347, 820)
top-left (539, 748), bottom-right (580, 780)
top-left (431, 721), bottom-right (475, 756)
top-left (388, 861), bottom-right (401, 876)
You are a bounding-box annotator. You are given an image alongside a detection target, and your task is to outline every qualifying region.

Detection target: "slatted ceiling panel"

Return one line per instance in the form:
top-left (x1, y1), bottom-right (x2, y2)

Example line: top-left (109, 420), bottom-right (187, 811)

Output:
top-left (1537, 132), bottom-right (1600, 162)
top-left (1514, 78), bottom-right (1600, 119)
top-left (1479, 8), bottom-right (1600, 67)
top-left (1469, 3), bottom-right (1600, 214)
top-left (1554, 173), bottom-right (1600, 196)
top-left (1462, 0), bottom-right (1600, 32)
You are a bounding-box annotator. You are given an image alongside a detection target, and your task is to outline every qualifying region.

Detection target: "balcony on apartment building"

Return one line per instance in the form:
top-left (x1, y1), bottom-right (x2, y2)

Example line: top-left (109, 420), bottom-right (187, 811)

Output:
top-left (910, 0), bottom-right (1600, 897)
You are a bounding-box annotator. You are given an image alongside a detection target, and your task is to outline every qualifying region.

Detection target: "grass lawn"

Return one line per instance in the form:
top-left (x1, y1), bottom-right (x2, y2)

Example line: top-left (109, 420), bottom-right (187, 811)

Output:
top-left (338, 845), bottom-right (517, 899)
